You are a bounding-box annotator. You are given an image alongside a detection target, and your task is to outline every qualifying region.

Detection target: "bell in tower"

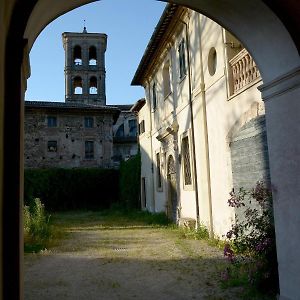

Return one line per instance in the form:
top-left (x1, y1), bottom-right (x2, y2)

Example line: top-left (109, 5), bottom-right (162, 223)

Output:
top-left (62, 27), bottom-right (107, 106)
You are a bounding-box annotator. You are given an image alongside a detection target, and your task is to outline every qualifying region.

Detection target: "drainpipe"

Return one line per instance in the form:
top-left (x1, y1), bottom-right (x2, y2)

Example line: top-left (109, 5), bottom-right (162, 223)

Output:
top-left (146, 80), bottom-right (156, 212)
top-left (179, 17), bottom-right (200, 229)
top-left (197, 16), bottom-right (214, 238)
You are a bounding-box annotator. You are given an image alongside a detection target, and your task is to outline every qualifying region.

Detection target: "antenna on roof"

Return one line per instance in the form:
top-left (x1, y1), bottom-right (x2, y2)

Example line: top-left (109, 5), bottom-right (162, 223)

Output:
top-left (83, 19), bottom-right (87, 33)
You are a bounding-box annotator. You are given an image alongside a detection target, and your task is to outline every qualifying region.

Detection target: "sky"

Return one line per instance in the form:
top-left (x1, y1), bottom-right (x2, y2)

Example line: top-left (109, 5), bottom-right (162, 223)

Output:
top-left (25, 0), bottom-right (167, 105)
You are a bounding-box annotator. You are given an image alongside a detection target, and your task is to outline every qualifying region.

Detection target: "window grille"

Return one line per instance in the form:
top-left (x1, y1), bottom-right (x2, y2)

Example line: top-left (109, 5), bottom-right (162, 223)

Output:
top-left (182, 136), bottom-right (192, 185)
top-left (85, 141), bottom-right (94, 159)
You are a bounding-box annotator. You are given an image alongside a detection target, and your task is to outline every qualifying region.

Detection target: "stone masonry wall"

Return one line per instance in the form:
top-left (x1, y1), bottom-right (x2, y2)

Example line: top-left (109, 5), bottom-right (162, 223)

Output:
top-left (230, 115), bottom-right (270, 190)
top-left (24, 110), bottom-right (114, 169)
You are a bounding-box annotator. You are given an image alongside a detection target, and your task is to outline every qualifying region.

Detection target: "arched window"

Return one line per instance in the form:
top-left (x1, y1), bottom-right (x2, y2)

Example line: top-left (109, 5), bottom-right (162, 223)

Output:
top-left (89, 46), bottom-right (97, 65)
top-left (73, 45), bottom-right (82, 65)
top-left (89, 76), bottom-right (97, 94)
top-left (73, 76), bottom-right (83, 94)
top-left (163, 61), bottom-right (171, 97)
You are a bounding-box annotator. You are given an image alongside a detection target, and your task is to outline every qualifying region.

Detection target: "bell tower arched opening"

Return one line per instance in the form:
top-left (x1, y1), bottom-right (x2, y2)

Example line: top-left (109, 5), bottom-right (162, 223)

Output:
top-left (73, 45), bottom-right (82, 65)
top-left (89, 46), bottom-right (97, 65)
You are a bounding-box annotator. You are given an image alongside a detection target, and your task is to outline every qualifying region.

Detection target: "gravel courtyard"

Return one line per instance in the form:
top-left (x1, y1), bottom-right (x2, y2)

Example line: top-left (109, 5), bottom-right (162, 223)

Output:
top-left (24, 211), bottom-right (242, 300)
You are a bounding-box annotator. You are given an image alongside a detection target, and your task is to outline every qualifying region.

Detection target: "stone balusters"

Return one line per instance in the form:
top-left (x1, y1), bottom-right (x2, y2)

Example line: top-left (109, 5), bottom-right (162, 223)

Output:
top-left (229, 48), bottom-right (260, 94)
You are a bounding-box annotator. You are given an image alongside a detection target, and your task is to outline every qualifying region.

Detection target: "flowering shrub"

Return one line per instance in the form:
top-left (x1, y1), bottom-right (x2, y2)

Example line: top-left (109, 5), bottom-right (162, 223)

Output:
top-left (222, 181), bottom-right (278, 295)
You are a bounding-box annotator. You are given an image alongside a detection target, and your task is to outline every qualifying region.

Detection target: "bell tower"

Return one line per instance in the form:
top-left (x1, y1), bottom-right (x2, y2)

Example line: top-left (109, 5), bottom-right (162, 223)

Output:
top-left (62, 27), bottom-right (107, 105)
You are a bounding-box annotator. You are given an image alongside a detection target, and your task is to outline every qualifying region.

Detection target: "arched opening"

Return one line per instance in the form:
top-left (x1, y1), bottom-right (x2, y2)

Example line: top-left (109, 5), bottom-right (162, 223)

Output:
top-left (2, 0), bottom-right (300, 299)
top-left (89, 76), bottom-right (97, 94)
top-left (73, 76), bottom-right (83, 94)
top-left (73, 45), bottom-right (82, 65)
top-left (89, 46), bottom-right (97, 65)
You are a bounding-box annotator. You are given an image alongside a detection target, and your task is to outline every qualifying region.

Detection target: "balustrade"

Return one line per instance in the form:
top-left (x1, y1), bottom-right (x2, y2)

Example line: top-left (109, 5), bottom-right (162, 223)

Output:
top-left (229, 48), bottom-right (260, 95)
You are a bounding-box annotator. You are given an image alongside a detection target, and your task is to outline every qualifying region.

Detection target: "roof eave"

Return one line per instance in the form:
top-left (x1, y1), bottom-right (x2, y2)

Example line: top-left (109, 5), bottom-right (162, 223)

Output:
top-left (131, 3), bottom-right (179, 86)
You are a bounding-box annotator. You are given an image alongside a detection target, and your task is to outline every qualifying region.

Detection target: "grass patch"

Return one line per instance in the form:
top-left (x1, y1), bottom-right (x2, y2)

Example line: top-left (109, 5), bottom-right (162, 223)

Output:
top-left (51, 208), bottom-right (171, 230)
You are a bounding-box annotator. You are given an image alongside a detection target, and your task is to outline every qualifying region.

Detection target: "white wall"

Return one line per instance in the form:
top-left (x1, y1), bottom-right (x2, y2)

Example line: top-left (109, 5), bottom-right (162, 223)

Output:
top-left (138, 9), bottom-right (266, 238)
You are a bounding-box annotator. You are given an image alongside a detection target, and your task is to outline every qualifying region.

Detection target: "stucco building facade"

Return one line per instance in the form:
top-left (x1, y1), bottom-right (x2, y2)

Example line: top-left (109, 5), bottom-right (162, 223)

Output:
top-left (132, 5), bottom-right (269, 238)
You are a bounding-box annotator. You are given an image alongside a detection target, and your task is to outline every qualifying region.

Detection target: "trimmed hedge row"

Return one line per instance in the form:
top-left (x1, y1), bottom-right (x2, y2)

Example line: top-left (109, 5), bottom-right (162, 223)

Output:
top-left (119, 154), bottom-right (141, 210)
top-left (24, 168), bottom-right (119, 211)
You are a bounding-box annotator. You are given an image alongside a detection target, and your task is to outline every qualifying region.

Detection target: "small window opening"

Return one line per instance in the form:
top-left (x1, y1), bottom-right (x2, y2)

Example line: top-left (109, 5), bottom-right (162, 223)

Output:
top-left (74, 76), bottom-right (83, 94)
top-left (73, 45), bottom-right (82, 65)
top-left (85, 116), bottom-right (94, 128)
top-left (89, 46), bottom-right (97, 65)
top-left (47, 116), bottom-right (57, 127)
top-left (48, 141), bottom-right (57, 152)
top-left (89, 76), bottom-right (97, 94)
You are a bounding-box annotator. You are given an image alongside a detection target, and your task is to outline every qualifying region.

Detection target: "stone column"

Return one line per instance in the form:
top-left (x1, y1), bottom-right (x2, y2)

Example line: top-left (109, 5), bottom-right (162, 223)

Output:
top-left (259, 67), bottom-right (300, 300)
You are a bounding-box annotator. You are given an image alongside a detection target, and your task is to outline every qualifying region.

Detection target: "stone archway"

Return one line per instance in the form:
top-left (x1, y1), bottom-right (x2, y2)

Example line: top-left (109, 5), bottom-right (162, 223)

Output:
top-left (166, 155), bottom-right (178, 222)
top-left (1, 0), bottom-right (300, 299)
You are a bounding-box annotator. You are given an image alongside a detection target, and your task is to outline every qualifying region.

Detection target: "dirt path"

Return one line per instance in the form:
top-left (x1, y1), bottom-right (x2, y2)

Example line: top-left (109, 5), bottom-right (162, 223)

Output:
top-left (24, 212), bottom-right (242, 300)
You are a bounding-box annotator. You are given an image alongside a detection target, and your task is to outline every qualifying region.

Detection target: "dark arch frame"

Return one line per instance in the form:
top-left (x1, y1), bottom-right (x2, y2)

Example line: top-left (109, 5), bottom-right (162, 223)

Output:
top-left (3, 1), bottom-right (300, 299)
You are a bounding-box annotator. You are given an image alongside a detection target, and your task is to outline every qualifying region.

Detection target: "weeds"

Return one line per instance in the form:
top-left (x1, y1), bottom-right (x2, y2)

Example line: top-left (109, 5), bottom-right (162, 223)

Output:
top-left (24, 198), bottom-right (56, 252)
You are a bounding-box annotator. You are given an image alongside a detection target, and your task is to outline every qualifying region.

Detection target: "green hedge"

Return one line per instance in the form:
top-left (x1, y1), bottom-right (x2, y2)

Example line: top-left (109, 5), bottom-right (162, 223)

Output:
top-left (119, 154), bottom-right (141, 209)
top-left (24, 168), bottom-right (119, 211)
